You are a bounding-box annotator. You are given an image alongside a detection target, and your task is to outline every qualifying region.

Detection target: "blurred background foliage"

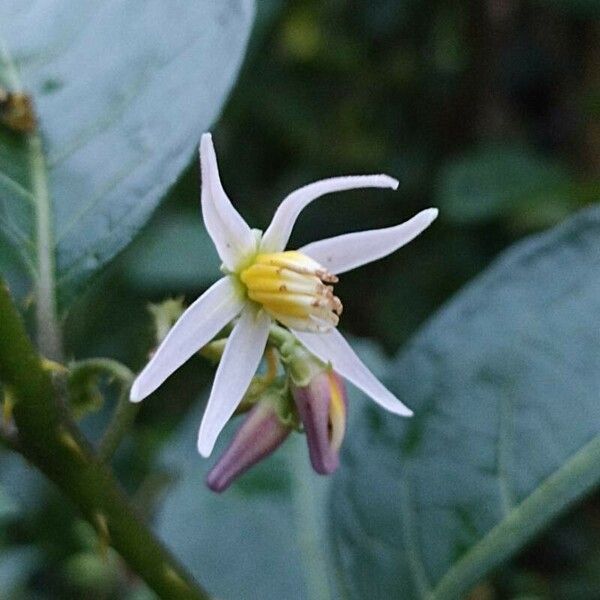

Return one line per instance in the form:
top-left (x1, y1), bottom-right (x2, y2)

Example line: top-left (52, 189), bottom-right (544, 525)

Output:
top-left (1, 0), bottom-right (599, 598)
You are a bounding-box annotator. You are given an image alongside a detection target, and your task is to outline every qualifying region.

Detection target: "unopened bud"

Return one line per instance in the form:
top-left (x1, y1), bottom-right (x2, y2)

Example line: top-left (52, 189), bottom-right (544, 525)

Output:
top-left (206, 397), bottom-right (292, 493)
top-left (292, 370), bottom-right (347, 475)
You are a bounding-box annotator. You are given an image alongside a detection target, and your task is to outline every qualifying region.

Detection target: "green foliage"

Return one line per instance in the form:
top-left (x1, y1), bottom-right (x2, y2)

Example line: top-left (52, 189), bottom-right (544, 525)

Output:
top-left (66, 368), bottom-right (105, 419)
top-left (0, 485), bottom-right (18, 521)
top-left (0, 0), bottom-right (254, 308)
top-left (123, 211), bottom-right (219, 292)
top-left (330, 208), bottom-right (600, 599)
top-left (437, 144), bottom-right (579, 226)
top-left (0, 546), bottom-right (41, 596)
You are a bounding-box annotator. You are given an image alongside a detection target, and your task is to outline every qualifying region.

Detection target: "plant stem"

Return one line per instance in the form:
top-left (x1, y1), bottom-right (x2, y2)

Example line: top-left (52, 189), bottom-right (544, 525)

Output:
top-left (29, 132), bottom-right (63, 361)
top-left (70, 357), bottom-right (135, 385)
top-left (0, 280), bottom-right (209, 600)
top-left (98, 387), bottom-right (140, 463)
top-left (289, 437), bottom-right (333, 600)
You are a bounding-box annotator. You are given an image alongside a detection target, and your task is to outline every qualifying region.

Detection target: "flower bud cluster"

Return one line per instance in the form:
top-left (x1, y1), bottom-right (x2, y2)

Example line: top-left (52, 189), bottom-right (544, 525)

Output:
top-left (206, 337), bottom-right (347, 492)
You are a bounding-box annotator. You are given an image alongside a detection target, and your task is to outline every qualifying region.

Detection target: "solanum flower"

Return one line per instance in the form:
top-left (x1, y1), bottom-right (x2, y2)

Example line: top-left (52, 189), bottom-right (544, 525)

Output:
top-left (130, 133), bottom-right (438, 458)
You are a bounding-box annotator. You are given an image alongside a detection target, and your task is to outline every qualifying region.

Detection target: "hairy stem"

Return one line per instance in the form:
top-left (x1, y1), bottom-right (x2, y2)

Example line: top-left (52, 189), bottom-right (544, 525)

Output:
top-left (0, 281), bottom-right (208, 600)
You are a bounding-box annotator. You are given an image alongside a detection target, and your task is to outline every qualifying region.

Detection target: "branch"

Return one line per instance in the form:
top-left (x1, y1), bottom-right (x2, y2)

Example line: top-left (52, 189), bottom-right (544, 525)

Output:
top-left (0, 280), bottom-right (208, 600)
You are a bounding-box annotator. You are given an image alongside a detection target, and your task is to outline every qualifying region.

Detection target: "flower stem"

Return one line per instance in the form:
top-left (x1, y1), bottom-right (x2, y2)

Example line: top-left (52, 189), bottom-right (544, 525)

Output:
top-left (98, 386), bottom-right (139, 462)
top-left (70, 357), bottom-right (134, 385)
top-left (289, 436), bottom-right (333, 600)
top-left (0, 280), bottom-right (209, 600)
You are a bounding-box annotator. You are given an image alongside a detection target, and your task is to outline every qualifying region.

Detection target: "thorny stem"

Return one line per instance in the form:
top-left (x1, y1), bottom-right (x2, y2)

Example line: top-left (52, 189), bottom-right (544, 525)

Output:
top-left (0, 280), bottom-right (209, 600)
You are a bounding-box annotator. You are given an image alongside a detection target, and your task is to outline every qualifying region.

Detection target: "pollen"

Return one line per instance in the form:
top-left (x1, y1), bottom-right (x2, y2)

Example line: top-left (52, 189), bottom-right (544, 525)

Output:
top-left (239, 251), bottom-right (343, 332)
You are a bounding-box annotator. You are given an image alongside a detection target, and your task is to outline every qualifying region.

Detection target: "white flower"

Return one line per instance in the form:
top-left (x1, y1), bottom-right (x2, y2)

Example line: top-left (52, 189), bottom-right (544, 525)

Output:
top-left (130, 133), bottom-right (438, 457)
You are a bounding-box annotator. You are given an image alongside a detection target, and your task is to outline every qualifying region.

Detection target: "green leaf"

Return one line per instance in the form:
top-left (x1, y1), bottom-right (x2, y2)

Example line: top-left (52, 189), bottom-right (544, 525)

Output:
top-left (437, 144), bottom-right (574, 226)
top-left (0, 1), bottom-right (254, 309)
top-left (156, 402), bottom-right (338, 600)
top-left (0, 484), bottom-right (18, 521)
top-left (330, 208), bottom-right (600, 599)
top-left (122, 210), bottom-right (219, 292)
top-left (0, 546), bottom-right (41, 593)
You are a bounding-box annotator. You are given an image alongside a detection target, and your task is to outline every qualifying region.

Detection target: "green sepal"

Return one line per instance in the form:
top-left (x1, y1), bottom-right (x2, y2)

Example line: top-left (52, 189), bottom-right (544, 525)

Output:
top-left (147, 297), bottom-right (186, 344)
top-left (66, 368), bottom-right (105, 419)
top-left (278, 339), bottom-right (327, 388)
top-left (67, 359), bottom-right (133, 420)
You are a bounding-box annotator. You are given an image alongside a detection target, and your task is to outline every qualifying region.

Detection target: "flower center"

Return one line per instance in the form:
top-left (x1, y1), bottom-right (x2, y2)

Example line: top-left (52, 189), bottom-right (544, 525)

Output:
top-left (239, 251), bottom-right (343, 332)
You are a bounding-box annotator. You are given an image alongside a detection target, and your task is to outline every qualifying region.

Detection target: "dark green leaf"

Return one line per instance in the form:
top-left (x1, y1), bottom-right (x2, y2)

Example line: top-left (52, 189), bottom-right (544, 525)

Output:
top-left (437, 145), bottom-right (574, 225)
top-left (331, 208), bottom-right (600, 599)
top-left (0, 546), bottom-right (41, 593)
top-left (0, 0), bottom-right (254, 307)
top-left (122, 211), bottom-right (219, 292)
top-left (0, 484), bottom-right (18, 521)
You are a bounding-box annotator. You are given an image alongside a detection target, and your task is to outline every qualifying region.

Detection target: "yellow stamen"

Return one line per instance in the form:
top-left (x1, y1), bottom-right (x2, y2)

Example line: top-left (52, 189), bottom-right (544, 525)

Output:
top-left (240, 251), bottom-right (342, 332)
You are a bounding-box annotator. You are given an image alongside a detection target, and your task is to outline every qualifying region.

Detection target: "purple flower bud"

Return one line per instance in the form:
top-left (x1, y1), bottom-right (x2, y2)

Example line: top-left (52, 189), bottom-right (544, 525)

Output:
top-left (206, 399), bottom-right (291, 493)
top-left (292, 370), bottom-right (347, 475)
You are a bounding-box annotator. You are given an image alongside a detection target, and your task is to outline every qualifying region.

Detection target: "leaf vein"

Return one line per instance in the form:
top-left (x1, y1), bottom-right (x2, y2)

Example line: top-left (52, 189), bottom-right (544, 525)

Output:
top-left (0, 171), bottom-right (35, 204)
top-left (428, 433), bottom-right (600, 600)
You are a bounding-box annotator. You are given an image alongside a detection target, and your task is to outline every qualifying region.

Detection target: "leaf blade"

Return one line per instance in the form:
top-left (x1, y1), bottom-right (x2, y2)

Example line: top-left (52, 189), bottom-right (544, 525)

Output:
top-left (331, 207), bottom-right (600, 599)
top-left (0, 0), bottom-right (254, 308)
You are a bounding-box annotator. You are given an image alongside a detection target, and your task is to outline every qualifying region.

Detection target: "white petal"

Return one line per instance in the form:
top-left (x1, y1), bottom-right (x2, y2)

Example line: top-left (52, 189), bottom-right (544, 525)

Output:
top-left (200, 133), bottom-right (256, 270)
top-left (197, 305), bottom-right (271, 457)
top-left (300, 208), bottom-right (438, 275)
top-left (260, 175), bottom-right (399, 253)
top-left (130, 277), bottom-right (243, 403)
top-left (292, 328), bottom-right (413, 417)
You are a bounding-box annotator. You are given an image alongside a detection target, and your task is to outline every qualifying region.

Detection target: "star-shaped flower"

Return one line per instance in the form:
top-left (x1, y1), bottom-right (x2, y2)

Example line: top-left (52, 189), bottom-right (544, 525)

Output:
top-left (130, 133), bottom-right (438, 457)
